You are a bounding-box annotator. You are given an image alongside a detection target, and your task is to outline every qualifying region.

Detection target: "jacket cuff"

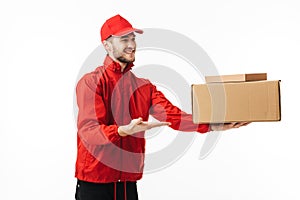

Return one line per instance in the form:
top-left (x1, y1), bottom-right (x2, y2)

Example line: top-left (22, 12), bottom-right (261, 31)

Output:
top-left (197, 123), bottom-right (211, 133)
top-left (106, 125), bottom-right (122, 143)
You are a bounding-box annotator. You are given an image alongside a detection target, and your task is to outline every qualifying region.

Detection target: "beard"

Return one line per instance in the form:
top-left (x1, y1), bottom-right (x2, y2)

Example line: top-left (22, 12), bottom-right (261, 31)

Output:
top-left (116, 55), bottom-right (135, 64)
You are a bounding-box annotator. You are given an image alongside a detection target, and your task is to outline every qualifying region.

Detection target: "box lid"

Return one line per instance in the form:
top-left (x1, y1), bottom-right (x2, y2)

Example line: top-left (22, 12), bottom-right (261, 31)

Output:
top-left (205, 73), bottom-right (267, 83)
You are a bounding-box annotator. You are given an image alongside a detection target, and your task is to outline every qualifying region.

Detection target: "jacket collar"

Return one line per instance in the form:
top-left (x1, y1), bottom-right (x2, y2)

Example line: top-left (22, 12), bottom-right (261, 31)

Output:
top-left (103, 55), bottom-right (134, 73)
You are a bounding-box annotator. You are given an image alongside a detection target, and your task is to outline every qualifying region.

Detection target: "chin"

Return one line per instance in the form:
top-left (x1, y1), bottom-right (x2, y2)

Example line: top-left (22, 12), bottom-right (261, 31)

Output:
top-left (128, 57), bottom-right (135, 63)
top-left (117, 56), bottom-right (135, 64)
top-left (124, 54), bottom-right (135, 62)
top-left (126, 54), bottom-right (135, 60)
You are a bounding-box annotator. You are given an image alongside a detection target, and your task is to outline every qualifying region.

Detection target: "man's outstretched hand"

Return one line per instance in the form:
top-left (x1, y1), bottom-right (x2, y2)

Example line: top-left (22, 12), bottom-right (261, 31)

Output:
top-left (210, 122), bottom-right (251, 131)
top-left (118, 117), bottom-right (171, 137)
top-left (118, 119), bottom-right (250, 136)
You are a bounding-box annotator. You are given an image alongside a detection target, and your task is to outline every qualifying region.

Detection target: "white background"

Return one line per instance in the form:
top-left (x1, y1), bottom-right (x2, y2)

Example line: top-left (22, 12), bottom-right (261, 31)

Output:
top-left (1, 0), bottom-right (300, 199)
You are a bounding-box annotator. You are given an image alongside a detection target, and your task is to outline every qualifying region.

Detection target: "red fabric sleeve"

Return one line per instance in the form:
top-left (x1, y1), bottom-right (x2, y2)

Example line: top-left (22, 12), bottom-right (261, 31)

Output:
top-left (76, 75), bottom-right (120, 145)
top-left (149, 85), bottom-right (210, 133)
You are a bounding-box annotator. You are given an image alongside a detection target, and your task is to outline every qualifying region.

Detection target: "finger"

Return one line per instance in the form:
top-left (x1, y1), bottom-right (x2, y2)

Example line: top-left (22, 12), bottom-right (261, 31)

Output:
top-left (226, 122), bottom-right (238, 128)
top-left (149, 122), bottom-right (171, 128)
top-left (243, 122), bottom-right (251, 126)
top-left (159, 122), bottom-right (171, 126)
top-left (236, 122), bottom-right (250, 127)
top-left (232, 122), bottom-right (239, 126)
top-left (134, 117), bottom-right (143, 125)
top-left (151, 121), bottom-right (171, 126)
top-left (225, 122), bottom-right (237, 129)
top-left (160, 122), bottom-right (171, 126)
top-left (234, 123), bottom-right (243, 128)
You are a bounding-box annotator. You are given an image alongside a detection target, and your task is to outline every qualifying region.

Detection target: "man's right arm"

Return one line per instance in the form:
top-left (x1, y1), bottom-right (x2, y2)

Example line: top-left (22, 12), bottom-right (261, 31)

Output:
top-left (76, 76), bottom-right (121, 145)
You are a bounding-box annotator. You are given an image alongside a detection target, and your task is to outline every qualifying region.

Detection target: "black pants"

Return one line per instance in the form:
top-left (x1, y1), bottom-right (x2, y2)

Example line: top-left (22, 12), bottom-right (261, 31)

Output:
top-left (75, 179), bottom-right (139, 200)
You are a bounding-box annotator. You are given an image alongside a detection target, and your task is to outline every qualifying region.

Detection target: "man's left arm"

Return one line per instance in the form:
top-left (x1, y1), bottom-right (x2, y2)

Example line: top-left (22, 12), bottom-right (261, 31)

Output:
top-left (149, 85), bottom-right (210, 133)
top-left (149, 85), bottom-right (250, 133)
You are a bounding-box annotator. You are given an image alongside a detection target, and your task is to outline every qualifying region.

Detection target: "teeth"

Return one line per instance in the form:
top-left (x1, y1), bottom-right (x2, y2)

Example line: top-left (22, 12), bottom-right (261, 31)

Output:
top-left (125, 49), bottom-right (135, 53)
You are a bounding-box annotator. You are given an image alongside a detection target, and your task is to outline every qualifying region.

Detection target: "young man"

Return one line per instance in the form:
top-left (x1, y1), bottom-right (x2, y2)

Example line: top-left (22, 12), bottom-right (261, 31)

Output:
top-left (74, 14), bottom-right (249, 200)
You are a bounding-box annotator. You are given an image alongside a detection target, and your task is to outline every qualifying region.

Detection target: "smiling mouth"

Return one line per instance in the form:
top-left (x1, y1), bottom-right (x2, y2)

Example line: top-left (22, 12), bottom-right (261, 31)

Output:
top-left (124, 48), bottom-right (135, 54)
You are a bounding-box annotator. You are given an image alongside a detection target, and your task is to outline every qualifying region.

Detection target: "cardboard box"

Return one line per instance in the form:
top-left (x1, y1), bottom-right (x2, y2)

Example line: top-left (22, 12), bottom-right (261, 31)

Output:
top-left (205, 73), bottom-right (267, 83)
top-left (192, 80), bottom-right (281, 123)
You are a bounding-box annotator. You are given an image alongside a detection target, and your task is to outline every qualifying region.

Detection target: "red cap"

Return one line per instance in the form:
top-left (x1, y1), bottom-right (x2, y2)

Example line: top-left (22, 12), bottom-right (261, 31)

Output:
top-left (100, 14), bottom-right (143, 42)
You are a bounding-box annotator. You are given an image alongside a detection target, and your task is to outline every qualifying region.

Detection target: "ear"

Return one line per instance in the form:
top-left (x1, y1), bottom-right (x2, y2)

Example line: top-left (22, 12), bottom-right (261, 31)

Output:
top-left (103, 40), bottom-right (112, 52)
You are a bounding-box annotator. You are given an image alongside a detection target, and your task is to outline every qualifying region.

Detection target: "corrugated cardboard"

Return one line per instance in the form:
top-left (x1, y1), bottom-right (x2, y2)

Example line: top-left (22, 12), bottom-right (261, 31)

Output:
top-left (192, 80), bottom-right (281, 123)
top-left (205, 73), bottom-right (267, 83)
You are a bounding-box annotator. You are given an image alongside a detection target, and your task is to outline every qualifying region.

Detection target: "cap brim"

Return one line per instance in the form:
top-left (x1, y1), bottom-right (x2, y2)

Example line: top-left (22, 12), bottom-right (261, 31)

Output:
top-left (112, 27), bottom-right (143, 37)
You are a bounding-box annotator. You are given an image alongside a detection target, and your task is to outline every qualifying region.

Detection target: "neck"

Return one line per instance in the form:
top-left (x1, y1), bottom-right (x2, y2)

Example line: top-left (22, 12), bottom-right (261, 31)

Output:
top-left (118, 62), bottom-right (127, 72)
top-left (108, 55), bottom-right (127, 72)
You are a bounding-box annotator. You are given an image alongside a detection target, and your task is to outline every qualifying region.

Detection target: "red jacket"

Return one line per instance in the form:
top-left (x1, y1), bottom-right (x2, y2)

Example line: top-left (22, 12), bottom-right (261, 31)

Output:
top-left (75, 56), bottom-right (210, 183)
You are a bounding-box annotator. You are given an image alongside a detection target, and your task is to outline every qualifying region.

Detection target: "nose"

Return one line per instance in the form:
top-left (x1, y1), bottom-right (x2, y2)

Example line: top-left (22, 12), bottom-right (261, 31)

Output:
top-left (127, 39), bottom-right (136, 48)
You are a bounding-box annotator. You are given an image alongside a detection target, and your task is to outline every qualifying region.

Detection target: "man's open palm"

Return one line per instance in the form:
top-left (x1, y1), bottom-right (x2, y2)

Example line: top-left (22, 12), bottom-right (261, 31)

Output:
top-left (118, 117), bottom-right (171, 136)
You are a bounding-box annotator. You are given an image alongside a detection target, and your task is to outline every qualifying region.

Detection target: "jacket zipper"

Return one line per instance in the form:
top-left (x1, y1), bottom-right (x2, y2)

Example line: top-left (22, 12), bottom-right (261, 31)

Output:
top-left (119, 70), bottom-right (124, 181)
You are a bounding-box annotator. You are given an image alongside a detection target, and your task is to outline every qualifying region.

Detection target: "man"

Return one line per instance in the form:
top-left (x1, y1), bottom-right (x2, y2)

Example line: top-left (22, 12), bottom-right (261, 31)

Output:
top-left (74, 14), bottom-right (249, 200)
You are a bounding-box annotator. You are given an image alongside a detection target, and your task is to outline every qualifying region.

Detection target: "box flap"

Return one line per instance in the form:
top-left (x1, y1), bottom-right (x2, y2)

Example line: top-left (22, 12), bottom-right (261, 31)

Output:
top-left (205, 73), bottom-right (267, 83)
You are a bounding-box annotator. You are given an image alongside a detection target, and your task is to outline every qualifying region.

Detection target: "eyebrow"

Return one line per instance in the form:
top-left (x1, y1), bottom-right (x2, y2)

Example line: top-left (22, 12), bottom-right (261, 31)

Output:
top-left (120, 33), bottom-right (136, 39)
